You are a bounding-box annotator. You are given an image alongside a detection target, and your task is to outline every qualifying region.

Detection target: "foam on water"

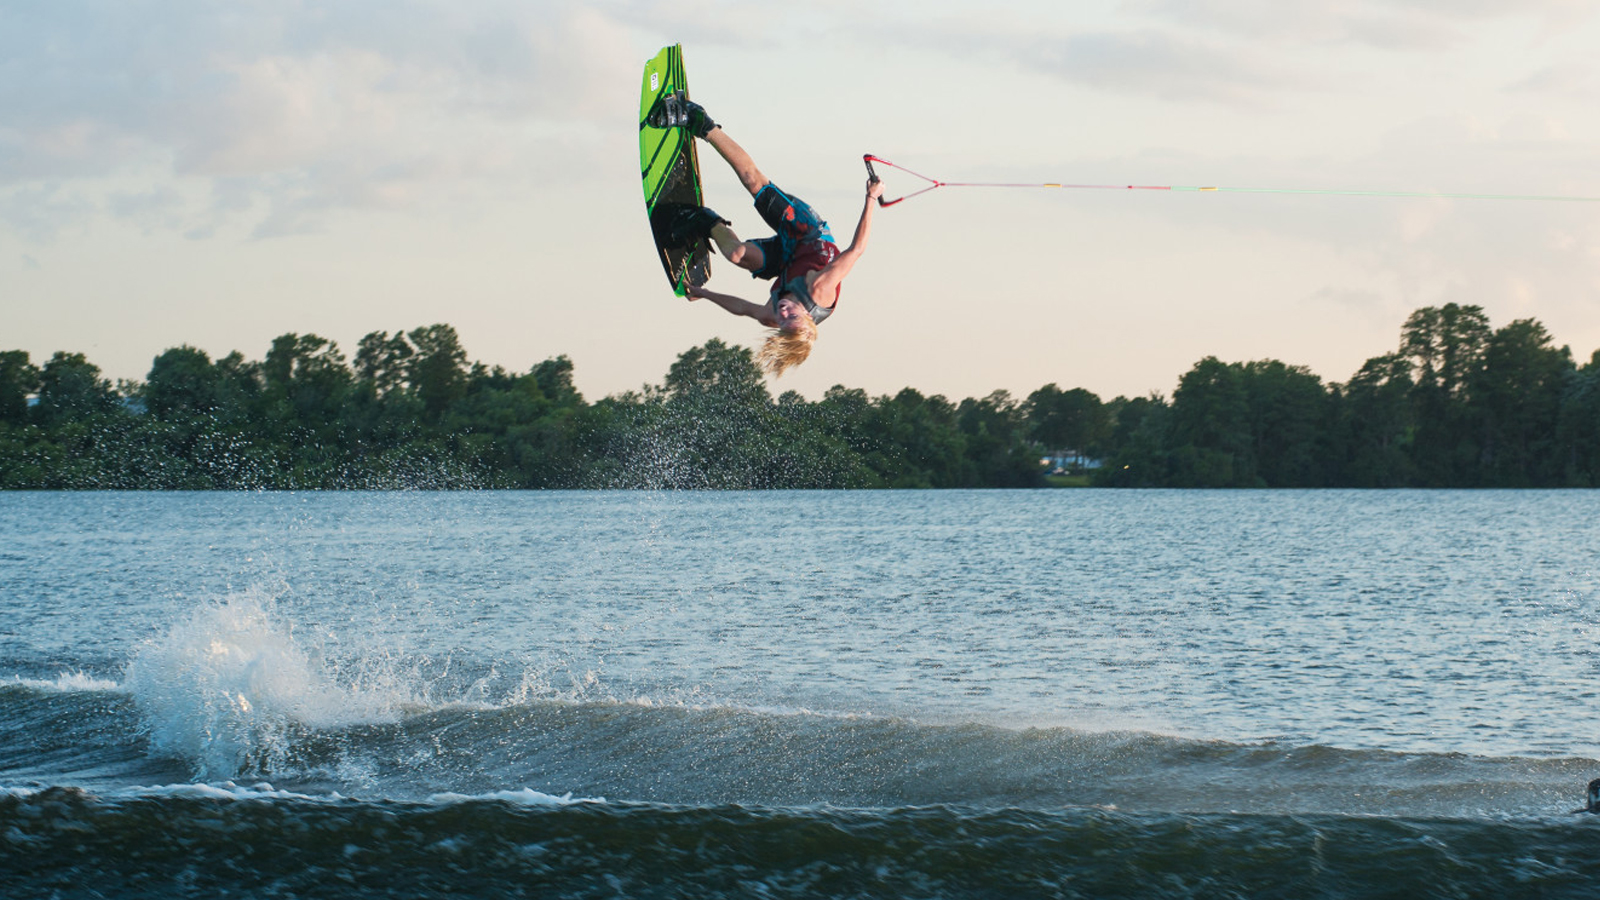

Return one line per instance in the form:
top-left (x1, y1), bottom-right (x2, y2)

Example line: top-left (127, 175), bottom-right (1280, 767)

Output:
top-left (126, 781), bottom-right (332, 802)
top-left (5, 672), bottom-right (122, 693)
top-left (426, 788), bottom-right (605, 806)
top-left (122, 591), bottom-right (409, 781)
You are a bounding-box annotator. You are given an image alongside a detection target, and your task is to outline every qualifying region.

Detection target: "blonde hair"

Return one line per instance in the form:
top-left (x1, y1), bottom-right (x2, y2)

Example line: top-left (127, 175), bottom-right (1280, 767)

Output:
top-left (756, 316), bottom-right (817, 377)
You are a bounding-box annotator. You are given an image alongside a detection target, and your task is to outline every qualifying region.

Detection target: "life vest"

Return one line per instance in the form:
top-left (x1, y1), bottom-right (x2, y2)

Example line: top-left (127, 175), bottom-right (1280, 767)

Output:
top-left (768, 239), bottom-right (840, 324)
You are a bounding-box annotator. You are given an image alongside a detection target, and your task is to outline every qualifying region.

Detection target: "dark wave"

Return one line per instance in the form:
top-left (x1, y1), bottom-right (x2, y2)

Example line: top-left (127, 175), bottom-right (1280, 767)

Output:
top-left (4, 787), bottom-right (1600, 900)
top-left (2, 679), bottom-right (1592, 818)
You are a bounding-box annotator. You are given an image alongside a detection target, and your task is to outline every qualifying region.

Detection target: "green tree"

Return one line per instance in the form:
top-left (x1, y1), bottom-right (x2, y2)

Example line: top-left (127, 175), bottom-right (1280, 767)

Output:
top-left (354, 331), bottom-right (414, 400)
top-left (504, 356), bottom-right (586, 487)
top-left (144, 346), bottom-right (223, 418)
top-left (1402, 304), bottom-right (1491, 401)
top-left (664, 338), bottom-right (770, 409)
top-left (1338, 352), bottom-right (1415, 486)
top-left (1473, 318), bottom-right (1572, 485)
top-left (1166, 357), bottom-right (1252, 486)
top-left (1095, 394), bottom-right (1170, 486)
top-left (262, 334), bottom-right (351, 421)
top-left (865, 388), bottom-right (967, 487)
top-left (258, 334), bottom-right (353, 485)
top-left (533, 355), bottom-right (583, 407)
top-left (1161, 357), bottom-right (1332, 487)
top-left (1240, 360), bottom-right (1331, 487)
top-left (406, 325), bottom-right (468, 421)
top-left (33, 352), bottom-right (119, 425)
top-left (585, 340), bottom-right (777, 488)
top-left (957, 390), bottom-right (1041, 487)
top-left (0, 351), bottom-right (40, 425)
top-left (1558, 350), bottom-right (1600, 486)
top-left (1400, 304), bottom-right (1491, 485)
top-left (1025, 384), bottom-right (1108, 468)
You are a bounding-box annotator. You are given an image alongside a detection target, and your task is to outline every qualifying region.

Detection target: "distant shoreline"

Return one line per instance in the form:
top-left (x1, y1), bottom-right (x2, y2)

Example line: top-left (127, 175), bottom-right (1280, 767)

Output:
top-left (6, 301), bottom-right (1600, 489)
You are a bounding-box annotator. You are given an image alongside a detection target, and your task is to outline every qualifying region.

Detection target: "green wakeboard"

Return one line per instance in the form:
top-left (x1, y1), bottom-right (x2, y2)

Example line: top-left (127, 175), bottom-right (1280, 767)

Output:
top-left (639, 44), bottom-right (711, 296)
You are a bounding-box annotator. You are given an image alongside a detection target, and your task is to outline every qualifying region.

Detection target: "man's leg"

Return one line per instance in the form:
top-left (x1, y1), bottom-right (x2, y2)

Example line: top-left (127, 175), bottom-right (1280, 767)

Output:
top-left (691, 126), bottom-right (763, 271)
top-left (702, 127), bottom-right (771, 270)
top-left (703, 127), bottom-right (770, 198)
top-left (650, 93), bottom-right (766, 196)
top-left (708, 222), bottom-right (764, 272)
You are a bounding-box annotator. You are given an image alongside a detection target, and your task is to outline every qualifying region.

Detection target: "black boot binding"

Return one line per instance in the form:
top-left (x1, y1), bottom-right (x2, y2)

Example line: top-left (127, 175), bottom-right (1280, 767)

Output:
top-left (646, 92), bottom-right (717, 138)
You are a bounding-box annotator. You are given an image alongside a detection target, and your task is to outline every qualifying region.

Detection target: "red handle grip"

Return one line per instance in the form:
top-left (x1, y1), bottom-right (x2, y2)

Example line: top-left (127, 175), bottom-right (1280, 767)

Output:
top-left (864, 154), bottom-right (895, 207)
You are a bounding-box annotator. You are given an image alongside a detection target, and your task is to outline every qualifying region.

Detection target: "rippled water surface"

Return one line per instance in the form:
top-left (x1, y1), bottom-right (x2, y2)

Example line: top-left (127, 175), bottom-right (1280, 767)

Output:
top-left (6, 490), bottom-right (1598, 757)
top-left (5, 490), bottom-right (1600, 898)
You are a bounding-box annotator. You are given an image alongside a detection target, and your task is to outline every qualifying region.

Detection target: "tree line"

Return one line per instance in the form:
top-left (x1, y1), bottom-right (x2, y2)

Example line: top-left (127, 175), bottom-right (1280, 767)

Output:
top-left (3, 303), bottom-right (1599, 489)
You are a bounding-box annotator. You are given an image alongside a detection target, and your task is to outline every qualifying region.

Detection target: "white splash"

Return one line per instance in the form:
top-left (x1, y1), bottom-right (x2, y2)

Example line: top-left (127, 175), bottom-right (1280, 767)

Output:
top-left (123, 591), bottom-right (404, 781)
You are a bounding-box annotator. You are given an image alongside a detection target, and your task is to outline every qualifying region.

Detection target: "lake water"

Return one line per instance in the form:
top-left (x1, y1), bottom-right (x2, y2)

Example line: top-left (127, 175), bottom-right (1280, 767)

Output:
top-left (4, 490), bottom-right (1600, 897)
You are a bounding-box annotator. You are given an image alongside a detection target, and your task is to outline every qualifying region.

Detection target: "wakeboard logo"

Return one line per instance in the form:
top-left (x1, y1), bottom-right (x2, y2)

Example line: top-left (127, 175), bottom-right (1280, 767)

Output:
top-left (651, 73), bottom-right (659, 92)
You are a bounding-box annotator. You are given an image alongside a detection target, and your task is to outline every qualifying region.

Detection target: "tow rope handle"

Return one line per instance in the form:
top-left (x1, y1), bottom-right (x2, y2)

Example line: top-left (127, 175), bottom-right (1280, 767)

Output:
top-left (863, 155), bottom-right (896, 207)
top-left (864, 154), bottom-right (939, 208)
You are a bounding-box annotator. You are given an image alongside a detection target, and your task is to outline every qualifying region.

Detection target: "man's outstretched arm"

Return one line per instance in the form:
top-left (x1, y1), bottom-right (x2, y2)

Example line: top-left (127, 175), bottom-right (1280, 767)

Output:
top-left (812, 178), bottom-right (885, 301)
top-left (687, 284), bottom-right (778, 327)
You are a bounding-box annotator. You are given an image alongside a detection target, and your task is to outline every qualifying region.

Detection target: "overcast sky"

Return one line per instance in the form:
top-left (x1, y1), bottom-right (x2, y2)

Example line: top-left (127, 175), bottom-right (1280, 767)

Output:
top-left (5, 0), bottom-right (1600, 403)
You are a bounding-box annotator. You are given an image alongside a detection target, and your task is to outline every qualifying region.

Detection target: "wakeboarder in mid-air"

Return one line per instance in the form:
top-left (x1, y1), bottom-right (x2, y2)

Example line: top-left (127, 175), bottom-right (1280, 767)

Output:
top-left (648, 94), bottom-right (884, 376)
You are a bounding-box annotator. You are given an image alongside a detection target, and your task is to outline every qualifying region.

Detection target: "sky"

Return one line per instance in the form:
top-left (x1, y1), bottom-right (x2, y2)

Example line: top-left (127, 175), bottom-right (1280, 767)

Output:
top-left (5, 0), bottom-right (1600, 404)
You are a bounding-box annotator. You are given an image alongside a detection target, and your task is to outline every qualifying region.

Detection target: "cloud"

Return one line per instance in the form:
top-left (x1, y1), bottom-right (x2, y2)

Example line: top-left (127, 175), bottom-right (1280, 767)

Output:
top-left (0, 1), bottom-right (637, 237)
top-left (108, 185), bottom-right (189, 233)
top-left (1509, 62), bottom-right (1600, 98)
top-left (1126, 0), bottom-right (1451, 49)
top-left (882, 18), bottom-right (1311, 109)
top-left (1124, 0), bottom-right (1596, 49)
top-left (0, 184), bottom-right (97, 243)
top-left (1017, 29), bottom-right (1308, 107)
top-left (861, 0), bottom-right (1600, 114)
